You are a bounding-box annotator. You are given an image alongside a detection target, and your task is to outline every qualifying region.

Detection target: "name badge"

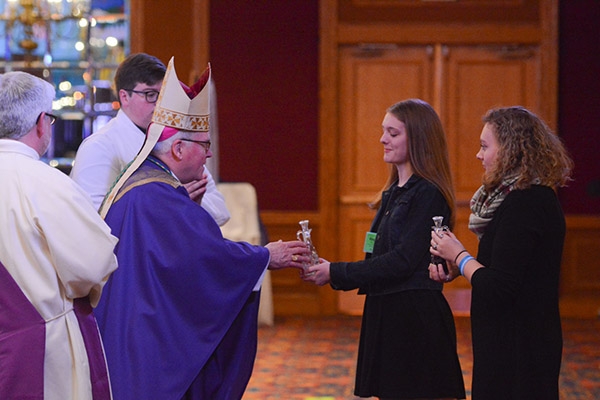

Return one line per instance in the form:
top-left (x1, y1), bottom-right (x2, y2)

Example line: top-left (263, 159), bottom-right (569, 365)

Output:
top-left (363, 232), bottom-right (376, 253)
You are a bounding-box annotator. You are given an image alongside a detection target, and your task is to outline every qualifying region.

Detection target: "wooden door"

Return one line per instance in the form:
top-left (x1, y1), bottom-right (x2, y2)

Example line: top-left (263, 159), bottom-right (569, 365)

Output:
top-left (337, 43), bottom-right (543, 314)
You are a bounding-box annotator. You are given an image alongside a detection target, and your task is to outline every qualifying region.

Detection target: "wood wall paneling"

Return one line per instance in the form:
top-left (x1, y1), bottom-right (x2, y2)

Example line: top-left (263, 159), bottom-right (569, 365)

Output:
top-left (129, 0), bottom-right (208, 85)
top-left (338, 0), bottom-right (540, 23)
top-left (559, 216), bottom-right (600, 318)
top-left (338, 24), bottom-right (542, 46)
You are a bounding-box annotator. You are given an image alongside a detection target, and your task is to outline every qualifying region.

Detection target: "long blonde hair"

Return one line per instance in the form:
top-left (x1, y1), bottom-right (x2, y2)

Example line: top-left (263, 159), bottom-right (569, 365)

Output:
top-left (371, 99), bottom-right (456, 227)
top-left (482, 106), bottom-right (573, 191)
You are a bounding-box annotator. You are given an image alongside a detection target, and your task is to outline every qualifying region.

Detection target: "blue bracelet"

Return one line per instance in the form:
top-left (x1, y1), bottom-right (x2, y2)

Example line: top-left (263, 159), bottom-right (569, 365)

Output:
top-left (459, 255), bottom-right (474, 276)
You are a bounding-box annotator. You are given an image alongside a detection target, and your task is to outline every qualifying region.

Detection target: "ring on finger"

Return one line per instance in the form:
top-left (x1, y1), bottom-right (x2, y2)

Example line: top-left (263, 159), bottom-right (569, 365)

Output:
top-left (292, 255), bottom-right (298, 262)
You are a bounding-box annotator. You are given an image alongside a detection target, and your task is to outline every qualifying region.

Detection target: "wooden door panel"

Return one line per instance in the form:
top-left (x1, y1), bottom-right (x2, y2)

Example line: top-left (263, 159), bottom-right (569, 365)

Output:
top-left (444, 45), bottom-right (541, 201)
top-left (560, 216), bottom-right (600, 318)
top-left (339, 46), bottom-right (434, 200)
top-left (338, 205), bottom-right (377, 261)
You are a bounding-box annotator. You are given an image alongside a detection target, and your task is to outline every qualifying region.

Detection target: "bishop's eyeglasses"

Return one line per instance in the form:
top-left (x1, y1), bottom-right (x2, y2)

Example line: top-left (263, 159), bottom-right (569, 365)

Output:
top-left (180, 138), bottom-right (211, 152)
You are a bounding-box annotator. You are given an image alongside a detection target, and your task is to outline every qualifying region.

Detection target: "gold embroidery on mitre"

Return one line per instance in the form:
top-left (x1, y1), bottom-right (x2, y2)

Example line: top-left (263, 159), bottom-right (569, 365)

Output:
top-left (153, 108), bottom-right (209, 131)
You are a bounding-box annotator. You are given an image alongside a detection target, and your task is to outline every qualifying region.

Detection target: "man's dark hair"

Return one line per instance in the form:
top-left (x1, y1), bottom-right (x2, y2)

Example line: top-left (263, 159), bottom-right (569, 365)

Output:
top-left (114, 53), bottom-right (166, 96)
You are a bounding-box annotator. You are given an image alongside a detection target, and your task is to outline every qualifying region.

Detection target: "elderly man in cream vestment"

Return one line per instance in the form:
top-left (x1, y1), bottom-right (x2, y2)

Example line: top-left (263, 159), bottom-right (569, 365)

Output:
top-left (0, 71), bottom-right (118, 399)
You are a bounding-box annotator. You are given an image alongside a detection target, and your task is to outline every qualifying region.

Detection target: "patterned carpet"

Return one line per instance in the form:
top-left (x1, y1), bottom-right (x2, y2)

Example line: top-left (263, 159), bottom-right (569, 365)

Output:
top-left (243, 316), bottom-right (600, 399)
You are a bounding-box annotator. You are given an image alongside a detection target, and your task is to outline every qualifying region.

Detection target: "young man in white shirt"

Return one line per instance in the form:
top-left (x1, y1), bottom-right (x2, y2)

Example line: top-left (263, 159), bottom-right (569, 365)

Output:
top-left (71, 53), bottom-right (230, 225)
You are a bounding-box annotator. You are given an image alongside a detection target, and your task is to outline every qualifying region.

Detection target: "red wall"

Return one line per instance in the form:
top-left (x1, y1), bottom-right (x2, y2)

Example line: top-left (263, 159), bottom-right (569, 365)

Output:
top-left (210, 1), bottom-right (319, 211)
top-left (558, 0), bottom-right (600, 214)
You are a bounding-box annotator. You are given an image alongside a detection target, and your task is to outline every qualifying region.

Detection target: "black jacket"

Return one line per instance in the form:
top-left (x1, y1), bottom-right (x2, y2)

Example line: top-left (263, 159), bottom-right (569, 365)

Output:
top-left (470, 186), bottom-right (564, 399)
top-left (330, 174), bottom-right (450, 295)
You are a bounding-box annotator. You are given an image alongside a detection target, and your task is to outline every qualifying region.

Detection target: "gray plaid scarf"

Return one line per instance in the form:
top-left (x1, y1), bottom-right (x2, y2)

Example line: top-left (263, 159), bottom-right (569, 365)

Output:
top-left (468, 176), bottom-right (519, 239)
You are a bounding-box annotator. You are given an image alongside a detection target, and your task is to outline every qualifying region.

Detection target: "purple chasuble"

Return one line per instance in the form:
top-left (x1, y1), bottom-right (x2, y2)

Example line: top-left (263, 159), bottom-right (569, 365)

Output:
top-left (0, 260), bottom-right (45, 399)
top-left (95, 158), bottom-right (270, 400)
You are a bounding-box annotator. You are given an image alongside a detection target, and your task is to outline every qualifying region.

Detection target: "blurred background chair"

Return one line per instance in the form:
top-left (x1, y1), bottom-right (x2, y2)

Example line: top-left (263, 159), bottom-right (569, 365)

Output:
top-left (216, 182), bottom-right (274, 326)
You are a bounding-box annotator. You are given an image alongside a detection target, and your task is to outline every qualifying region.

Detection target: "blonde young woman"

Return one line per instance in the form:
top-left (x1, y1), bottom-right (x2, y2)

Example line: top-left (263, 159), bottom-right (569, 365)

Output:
top-left (430, 106), bottom-right (573, 400)
top-left (306, 99), bottom-right (465, 400)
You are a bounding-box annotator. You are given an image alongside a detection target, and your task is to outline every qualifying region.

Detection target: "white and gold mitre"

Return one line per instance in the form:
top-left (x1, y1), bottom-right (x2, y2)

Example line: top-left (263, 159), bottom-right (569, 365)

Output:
top-left (152, 57), bottom-right (211, 132)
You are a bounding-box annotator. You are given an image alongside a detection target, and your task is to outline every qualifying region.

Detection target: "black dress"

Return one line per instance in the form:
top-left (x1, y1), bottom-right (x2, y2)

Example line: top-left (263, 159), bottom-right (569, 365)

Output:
top-left (330, 175), bottom-right (465, 399)
top-left (470, 186), bottom-right (564, 399)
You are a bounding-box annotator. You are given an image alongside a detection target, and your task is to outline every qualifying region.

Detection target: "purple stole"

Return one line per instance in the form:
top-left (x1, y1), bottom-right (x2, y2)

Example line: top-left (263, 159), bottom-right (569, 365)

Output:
top-left (0, 261), bottom-right (110, 399)
top-left (73, 298), bottom-right (111, 400)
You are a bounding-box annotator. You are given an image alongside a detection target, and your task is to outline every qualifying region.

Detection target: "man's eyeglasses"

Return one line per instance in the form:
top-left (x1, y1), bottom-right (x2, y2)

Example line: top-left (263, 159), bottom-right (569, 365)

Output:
top-left (36, 112), bottom-right (58, 126)
top-left (124, 89), bottom-right (160, 104)
top-left (180, 138), bottom-right (211, 152)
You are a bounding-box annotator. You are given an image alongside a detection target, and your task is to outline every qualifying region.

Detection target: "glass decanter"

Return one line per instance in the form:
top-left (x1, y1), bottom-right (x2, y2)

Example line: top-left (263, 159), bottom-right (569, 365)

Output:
top-left (296, 219), bottom-right (320, 275)
top-left (431, 216), bottom-right (449, 273)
